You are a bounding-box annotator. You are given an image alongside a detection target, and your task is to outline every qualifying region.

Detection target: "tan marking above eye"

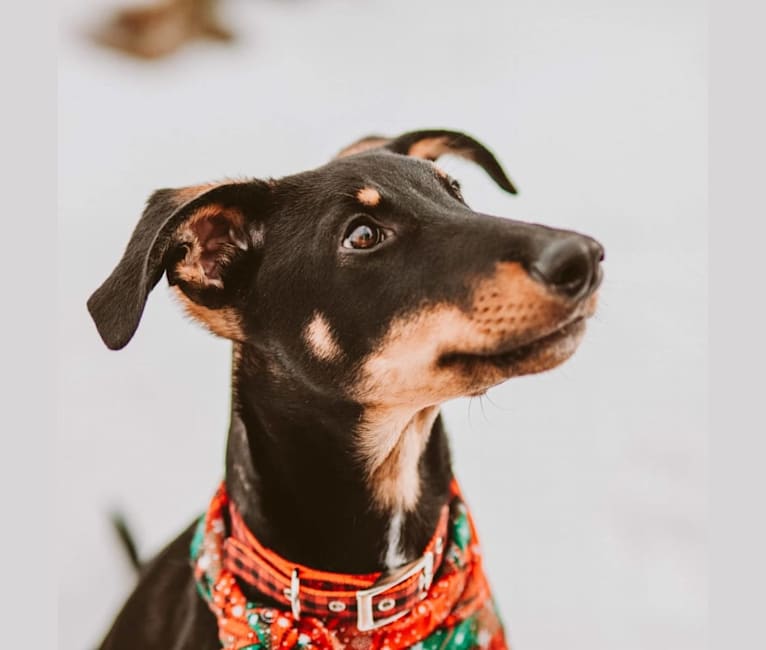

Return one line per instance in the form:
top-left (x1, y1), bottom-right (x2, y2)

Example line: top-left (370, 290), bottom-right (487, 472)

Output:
top-left (356, 187), bottom-right (381, 207)
top-left (304, 312), bottom-right (343, 361)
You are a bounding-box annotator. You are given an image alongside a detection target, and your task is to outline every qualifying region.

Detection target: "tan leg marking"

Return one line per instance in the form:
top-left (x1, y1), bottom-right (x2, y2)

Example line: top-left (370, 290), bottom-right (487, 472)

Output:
top-left (304, 312), bottom-right (343, 361)
top-left (356, 187), bottom-right (381, 207)
top-left (171, 287), bottom-right (245, 341)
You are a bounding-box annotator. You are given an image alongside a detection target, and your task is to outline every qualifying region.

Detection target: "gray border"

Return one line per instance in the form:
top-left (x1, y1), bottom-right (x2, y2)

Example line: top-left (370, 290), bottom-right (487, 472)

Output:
top-left (2, 0), bottom-right (56, 645)
top-left (710, 0), bottom-right (766, 646)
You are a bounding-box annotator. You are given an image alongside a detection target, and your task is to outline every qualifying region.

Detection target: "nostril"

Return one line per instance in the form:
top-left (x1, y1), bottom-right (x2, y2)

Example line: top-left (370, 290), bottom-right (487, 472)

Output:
top-left (530, 237), bottom-right (595, 300)
top-left (591, 240), bottom-right (605, 263)
top-left (550, 255), bottom-right (590, 293)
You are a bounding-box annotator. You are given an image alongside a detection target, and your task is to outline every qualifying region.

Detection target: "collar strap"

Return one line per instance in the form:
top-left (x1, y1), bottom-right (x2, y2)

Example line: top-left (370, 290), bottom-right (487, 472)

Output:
top-left (223, 501), bottom-right (450, 632)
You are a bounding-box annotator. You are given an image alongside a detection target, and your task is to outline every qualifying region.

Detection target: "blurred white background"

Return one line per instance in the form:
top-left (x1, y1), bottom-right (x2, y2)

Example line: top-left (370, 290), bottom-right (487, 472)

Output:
top-left (58, 0), bottom-right (706, 648)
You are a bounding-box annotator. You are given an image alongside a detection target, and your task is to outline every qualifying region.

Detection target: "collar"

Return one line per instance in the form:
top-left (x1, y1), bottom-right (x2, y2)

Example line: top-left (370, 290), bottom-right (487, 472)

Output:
top-left (191, 482), bottom-right (508, 650)
top-left (224, 496), bottom-right (449, 630)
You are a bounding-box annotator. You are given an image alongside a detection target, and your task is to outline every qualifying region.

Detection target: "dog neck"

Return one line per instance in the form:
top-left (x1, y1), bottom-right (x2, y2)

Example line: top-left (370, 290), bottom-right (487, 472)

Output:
top-left (224, 344), bottom-right (454, 574)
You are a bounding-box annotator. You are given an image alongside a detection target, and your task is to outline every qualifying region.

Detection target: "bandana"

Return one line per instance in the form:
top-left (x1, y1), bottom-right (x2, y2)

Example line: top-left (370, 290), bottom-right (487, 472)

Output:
top-left (191, 482), bottom-right (508, 650)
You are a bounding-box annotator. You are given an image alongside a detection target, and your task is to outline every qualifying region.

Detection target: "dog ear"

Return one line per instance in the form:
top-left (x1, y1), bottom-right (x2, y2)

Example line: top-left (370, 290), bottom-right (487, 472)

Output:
top-left (87, 180), bottom-right (270, 350)
top-left (336, 129), bottom-right (517, 194)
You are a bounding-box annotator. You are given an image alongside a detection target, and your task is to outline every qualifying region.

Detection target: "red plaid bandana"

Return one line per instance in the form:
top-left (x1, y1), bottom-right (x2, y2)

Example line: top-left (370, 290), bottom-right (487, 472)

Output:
top-left (191, 482), bottom-right (508, 650)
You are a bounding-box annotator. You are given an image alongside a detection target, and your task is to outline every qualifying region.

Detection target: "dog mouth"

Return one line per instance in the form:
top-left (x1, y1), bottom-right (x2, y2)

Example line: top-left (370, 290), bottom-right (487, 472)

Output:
top-left (438, 316), bottom-right (587, 371)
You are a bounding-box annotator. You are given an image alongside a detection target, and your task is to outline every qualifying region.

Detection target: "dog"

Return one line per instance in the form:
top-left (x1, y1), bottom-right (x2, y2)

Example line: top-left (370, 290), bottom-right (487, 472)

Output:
top-left (88, 129), bottom-right (603, 649)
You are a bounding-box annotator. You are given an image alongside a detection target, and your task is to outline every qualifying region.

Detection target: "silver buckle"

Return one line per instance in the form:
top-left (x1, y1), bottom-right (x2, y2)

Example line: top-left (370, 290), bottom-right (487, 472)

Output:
top-left (355, 552), bottom-right (434, 632)
top-left (283, 569), bottom-right (301, 620)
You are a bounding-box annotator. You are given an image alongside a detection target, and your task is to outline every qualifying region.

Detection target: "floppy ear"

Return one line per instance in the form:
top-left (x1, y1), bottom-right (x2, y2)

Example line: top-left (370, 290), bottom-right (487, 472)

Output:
top-left (87, 180), bottom-right (270, 350)
top-left (335, 129), bottom-right (517, 194)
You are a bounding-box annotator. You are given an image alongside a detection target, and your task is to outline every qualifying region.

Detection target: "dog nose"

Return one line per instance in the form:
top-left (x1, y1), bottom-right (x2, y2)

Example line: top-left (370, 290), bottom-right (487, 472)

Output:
top-left (530, 236), bottom-right (604, 300)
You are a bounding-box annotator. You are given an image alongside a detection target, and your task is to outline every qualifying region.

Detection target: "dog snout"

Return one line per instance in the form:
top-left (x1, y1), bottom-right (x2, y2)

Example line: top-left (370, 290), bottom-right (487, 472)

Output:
top-left (529, 235), bottom-right (604, 301)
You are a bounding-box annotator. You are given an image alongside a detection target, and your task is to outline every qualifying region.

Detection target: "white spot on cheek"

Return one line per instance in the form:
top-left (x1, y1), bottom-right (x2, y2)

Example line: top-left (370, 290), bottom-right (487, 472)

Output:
top-left (304, 312), bottom-right (342, 361)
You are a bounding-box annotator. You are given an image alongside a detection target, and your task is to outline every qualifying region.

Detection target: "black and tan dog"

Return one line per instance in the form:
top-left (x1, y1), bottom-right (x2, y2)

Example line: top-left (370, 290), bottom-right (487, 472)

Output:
top-left (89, 129), bottom-right (603, 649)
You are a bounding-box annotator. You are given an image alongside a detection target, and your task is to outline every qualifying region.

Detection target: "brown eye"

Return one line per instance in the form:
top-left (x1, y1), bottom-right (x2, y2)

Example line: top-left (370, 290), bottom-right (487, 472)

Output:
top-left (342, 219), bottom-right (384, 250)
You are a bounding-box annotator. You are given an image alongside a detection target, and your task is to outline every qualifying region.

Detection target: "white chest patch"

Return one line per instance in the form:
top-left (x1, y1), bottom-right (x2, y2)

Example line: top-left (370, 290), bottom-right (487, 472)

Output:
top-left (384, 508), bottom-right (407, 569)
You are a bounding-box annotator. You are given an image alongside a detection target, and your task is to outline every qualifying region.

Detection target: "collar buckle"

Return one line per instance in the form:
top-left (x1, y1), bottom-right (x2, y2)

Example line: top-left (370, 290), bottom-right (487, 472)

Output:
top-left (355, 551), bottom-right (434, 632)
top-left (285, 569), bottom-right (301, 620)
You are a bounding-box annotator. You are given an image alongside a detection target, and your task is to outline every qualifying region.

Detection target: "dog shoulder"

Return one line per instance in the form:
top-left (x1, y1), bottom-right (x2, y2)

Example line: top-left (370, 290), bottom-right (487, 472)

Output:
top-left (98, 520), bottom-right (219, 650)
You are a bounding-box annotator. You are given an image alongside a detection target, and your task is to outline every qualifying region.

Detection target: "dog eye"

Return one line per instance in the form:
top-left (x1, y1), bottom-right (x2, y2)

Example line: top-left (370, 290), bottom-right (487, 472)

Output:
top-left (342, 219), bottom-right (385, 250)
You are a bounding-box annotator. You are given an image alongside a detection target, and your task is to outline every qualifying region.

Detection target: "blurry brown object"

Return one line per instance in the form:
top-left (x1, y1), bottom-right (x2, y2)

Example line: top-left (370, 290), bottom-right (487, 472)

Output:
top-left (91, 0), bottom-right (232, 59)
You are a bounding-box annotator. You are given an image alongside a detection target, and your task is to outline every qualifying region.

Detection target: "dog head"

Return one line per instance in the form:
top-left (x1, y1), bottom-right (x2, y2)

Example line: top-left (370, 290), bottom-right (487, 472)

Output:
top-left (89, 128), bottom-right (603, 417)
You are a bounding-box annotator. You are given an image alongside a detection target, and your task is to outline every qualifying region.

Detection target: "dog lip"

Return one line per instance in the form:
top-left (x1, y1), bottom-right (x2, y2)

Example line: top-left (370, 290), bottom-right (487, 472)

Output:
top-left (438, 316), bottom-right (587, 367)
